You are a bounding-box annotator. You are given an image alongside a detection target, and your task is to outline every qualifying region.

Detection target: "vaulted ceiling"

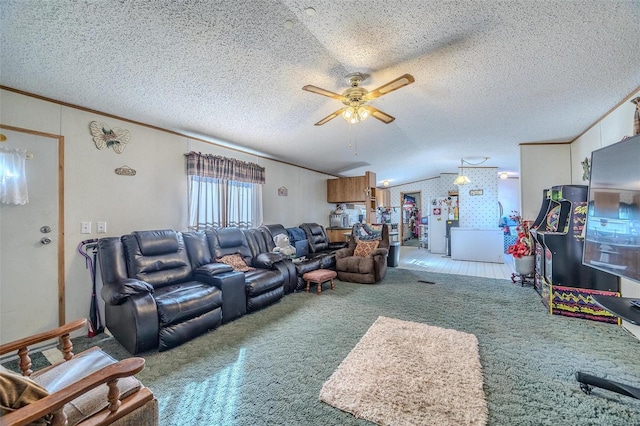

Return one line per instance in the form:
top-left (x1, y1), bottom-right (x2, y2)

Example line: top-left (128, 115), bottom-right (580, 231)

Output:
top-left (1, 1), bottom-right (639, 186)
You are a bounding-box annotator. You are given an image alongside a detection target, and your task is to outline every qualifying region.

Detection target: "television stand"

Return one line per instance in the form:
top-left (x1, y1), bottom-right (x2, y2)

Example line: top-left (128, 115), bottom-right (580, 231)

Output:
top-left (575, 296), bottom-right (640, 400)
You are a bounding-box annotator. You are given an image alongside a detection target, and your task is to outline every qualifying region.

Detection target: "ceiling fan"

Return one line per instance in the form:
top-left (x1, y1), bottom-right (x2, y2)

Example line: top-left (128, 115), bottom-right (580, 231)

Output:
top-left (302, 73), bottom-right (415, 126)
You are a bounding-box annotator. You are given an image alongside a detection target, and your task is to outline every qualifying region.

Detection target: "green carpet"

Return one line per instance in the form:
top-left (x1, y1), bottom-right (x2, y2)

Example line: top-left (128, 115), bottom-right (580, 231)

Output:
top-left (70, 268), bottom-right (640, 425)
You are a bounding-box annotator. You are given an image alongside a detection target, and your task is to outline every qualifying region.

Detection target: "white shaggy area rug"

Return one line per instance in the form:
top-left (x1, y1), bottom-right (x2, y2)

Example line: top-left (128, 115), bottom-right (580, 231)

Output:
top-left (319, 316), bottom-right (488, 425)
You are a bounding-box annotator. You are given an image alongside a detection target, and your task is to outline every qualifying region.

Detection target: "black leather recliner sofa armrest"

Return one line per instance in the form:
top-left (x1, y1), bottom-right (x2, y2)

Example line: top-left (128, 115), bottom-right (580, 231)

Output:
top-left (101, 278), bottom-right (154, 306)
top-left (329, 241), bottom-right (349, 251)
top-left (193, 262), bottom-right (234, 283)
top-left (253, 252), bottom-right (286, 269)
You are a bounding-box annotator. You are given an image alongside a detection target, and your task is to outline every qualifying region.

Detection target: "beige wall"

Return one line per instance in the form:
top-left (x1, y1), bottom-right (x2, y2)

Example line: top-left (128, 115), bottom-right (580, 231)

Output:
top-left (519, 143), bottom-right (571, 221)
top-left (0, 88), bottom-right (333, 331)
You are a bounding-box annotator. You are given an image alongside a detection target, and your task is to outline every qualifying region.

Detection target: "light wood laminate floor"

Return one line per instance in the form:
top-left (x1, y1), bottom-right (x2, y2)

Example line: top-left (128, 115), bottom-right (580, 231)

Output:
top-left (398, 246), bottom-right (515, 280)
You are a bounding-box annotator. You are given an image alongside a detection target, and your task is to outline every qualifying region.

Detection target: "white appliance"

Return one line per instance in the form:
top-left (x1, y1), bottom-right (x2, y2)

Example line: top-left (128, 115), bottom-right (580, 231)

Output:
top-left (450, 228), bottom-right (504, 263)
top-left (330, 213), bottom-right (349, 228)
top-left (428, 196), bottom-right (458, 254)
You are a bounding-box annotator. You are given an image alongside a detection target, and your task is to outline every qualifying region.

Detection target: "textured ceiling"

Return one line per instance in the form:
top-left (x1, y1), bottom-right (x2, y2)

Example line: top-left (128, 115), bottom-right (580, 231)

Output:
top-left (1, 1), bottom-right (639, 186)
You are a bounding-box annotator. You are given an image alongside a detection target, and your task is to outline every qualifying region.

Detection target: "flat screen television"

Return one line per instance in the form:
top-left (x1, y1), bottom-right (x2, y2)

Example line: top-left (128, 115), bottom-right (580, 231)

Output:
top-left (583, 134), bottom-right (640, 283)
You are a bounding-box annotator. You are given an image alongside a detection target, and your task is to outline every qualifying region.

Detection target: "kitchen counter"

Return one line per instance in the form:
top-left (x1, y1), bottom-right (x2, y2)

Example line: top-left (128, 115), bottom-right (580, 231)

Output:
top-left (326, 227), bottom-right (352, 243)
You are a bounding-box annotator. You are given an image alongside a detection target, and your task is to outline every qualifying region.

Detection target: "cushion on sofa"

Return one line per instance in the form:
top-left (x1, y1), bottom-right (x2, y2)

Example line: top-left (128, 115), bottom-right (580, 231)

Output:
top-left (0, 365), bottom-right (49, 423)
top-left (153, 282), bottom-right (223, 326)
top-left (216, 253), bottom-right (255, 272)
top-left (134, 229), bottom-right (180, 256)
top-left (244, 269), bottom-right (283, 297)
top-left (182, 231), bottom-right (213, 268)
top-left (352, 223), bottom-right (383, 241)
top-left (31, 349), bottom-right (141, 426)
top-left (286, 227), bottom-right (307, 243)
top-left (354, 240), bottom-right (380, 257)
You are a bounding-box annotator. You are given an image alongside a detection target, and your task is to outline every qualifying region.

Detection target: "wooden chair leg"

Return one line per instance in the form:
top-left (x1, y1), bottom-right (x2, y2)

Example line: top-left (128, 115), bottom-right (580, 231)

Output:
top-left (317, 281), bottom-right (322, 295)
top-left (305, 281), bottom-right (310, 293)
top-left (330, 279), bottom-right (335, 290)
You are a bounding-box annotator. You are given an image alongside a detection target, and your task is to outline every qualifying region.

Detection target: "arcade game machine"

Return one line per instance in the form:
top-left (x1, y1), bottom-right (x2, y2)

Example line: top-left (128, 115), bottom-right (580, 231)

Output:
top-left (530, 185), bottom-right (619, 323)
top-left (530, 188), bottom-right (553, 294)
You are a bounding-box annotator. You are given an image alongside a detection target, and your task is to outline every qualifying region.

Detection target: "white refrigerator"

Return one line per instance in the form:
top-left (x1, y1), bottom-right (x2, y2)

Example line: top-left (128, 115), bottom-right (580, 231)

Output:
top-left (428, 196), bottom-right (458, 254)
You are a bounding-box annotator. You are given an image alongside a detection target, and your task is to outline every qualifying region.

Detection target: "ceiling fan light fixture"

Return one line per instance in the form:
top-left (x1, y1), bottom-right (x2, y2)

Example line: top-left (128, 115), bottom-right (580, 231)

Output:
top-left (357, 106), bottom-right (370, 121)
top-left (342, 106), bottom-right (355, 121)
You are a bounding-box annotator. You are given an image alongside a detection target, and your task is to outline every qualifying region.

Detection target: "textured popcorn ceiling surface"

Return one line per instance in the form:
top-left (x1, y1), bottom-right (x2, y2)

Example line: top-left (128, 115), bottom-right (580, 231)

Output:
top-left (1, 1), bottom-right (639, 185)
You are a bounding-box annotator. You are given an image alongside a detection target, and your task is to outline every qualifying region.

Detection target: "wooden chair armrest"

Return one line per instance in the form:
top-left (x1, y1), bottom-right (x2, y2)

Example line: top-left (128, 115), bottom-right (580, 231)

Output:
top-left (0, 357), bottom-right (145, 426)
top-left (0, 319), bottom-right (87, 356)
top-left (0, 319), bottom-right (88, 376)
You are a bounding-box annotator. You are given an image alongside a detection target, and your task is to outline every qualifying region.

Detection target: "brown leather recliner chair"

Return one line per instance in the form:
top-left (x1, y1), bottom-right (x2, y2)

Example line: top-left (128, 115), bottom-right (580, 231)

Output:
top-left (334, 223), bottom-right (389, 284)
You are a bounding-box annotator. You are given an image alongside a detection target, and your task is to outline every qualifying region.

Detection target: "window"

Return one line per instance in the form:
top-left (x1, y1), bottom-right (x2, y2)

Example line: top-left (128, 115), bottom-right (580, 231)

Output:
top-left (186, 152), bottom-right (264, 230)
top-left (0, 147), bottom-right (29, 205)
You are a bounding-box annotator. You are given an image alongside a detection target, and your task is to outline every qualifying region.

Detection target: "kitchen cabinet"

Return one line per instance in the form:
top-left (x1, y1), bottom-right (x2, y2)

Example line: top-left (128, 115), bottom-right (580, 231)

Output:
top-left (377, 189), bottom-right (390, 208)
top-left (327, 176), bottom-right (365, 202)
top-left (327, 171), bottom-right (377, 224)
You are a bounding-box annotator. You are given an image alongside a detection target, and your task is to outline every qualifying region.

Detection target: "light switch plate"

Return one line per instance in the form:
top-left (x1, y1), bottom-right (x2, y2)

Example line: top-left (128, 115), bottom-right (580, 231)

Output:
top-left (97, 222), bottom-right (107, 233)
top-left (81, 222), bottom-right (91, 234)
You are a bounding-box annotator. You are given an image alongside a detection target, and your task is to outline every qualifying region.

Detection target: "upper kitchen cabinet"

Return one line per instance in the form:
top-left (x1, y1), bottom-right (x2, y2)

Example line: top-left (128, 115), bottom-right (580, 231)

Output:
top-left (377, 188), bottom-right (390, 208)
top-left (327, 171), bottom-right (377, 203)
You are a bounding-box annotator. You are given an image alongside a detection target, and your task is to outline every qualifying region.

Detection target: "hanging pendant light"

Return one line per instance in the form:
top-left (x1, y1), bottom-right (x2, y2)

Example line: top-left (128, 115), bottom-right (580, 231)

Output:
top-left (454, 159), bottom-right (471, 185)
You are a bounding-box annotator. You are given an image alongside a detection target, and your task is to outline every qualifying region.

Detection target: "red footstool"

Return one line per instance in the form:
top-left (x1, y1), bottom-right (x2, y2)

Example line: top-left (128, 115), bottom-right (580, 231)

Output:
top-left (302, 269), bottom-right (337, 295)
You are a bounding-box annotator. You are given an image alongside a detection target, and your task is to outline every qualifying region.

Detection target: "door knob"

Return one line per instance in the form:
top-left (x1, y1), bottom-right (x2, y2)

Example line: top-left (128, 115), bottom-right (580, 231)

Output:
top-left (40, 237), bottom-right (52, 245)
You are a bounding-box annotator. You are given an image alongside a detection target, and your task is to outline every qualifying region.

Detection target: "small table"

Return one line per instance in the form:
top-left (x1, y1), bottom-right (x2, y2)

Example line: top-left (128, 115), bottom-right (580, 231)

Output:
top-left (302, 269), bottom-right (337, 295)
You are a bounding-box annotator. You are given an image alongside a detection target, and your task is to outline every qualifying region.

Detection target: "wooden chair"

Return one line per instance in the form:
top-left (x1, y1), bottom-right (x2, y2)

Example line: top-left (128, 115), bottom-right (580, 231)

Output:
top-left (0, 319), bottom-right (157, 426)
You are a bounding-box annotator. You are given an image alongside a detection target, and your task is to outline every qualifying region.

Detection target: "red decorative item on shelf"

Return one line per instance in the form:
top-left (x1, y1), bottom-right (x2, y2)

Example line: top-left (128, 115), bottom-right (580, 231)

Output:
top-left (506, 211), bottom-right (534, 259)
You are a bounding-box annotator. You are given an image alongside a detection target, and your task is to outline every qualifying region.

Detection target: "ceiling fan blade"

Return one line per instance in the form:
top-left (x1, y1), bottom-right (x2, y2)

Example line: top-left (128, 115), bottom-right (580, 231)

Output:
top-left (302, 85), bottom-right (347, 101)
top-left (315, 108), bottom-right (346, 126)
top-left (366, 106), bottom-right (395, 124)
top-left (365, 74), bottom-right (415, 100)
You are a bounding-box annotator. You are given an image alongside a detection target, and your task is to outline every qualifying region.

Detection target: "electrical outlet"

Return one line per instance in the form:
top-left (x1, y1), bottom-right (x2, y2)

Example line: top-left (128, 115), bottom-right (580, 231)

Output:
top-left (97, 222), bottom-right (107, 233)
top-left (81, 222), bottom-right (91, 234)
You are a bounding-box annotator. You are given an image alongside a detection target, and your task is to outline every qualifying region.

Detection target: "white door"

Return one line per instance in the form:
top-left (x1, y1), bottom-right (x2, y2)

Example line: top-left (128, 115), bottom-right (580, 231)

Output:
top-left (0, 128), bottom-right (61, 345)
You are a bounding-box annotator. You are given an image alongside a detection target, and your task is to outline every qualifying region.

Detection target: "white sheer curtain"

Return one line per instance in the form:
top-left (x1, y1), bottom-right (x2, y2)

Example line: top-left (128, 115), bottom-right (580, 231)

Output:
top-left (188, 176), bottom-right (263, 230)
top-left (0, 147), bottom-right (28, 205)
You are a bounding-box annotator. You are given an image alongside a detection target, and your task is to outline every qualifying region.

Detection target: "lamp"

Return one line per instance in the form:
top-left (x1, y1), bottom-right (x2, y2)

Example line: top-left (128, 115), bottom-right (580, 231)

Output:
top-left (453, 157), bottom-right (490, 186)
top-left (454, 159), bottom-right (471, 185)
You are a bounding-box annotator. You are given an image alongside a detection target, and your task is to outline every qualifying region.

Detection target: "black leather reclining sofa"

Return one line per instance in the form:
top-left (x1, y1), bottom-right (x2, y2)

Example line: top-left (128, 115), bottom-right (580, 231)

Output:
top-left (262, 223), bottom-right (347, 291)
top-left (98, 223), bottom-right (345, 354)
top-left (98, 228), bottom-right (292, 354)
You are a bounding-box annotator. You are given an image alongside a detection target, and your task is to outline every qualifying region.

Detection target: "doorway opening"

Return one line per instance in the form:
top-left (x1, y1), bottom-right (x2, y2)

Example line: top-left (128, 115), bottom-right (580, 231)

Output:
top-left (400, 191), bottom-right (422, 247)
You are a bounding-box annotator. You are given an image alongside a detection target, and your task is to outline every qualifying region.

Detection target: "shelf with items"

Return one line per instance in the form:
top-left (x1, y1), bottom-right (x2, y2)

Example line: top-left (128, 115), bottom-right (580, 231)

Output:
top-left (364, 171), bottom-right (377, 224)
top-left (419, 224), bottom-right (428, 248)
